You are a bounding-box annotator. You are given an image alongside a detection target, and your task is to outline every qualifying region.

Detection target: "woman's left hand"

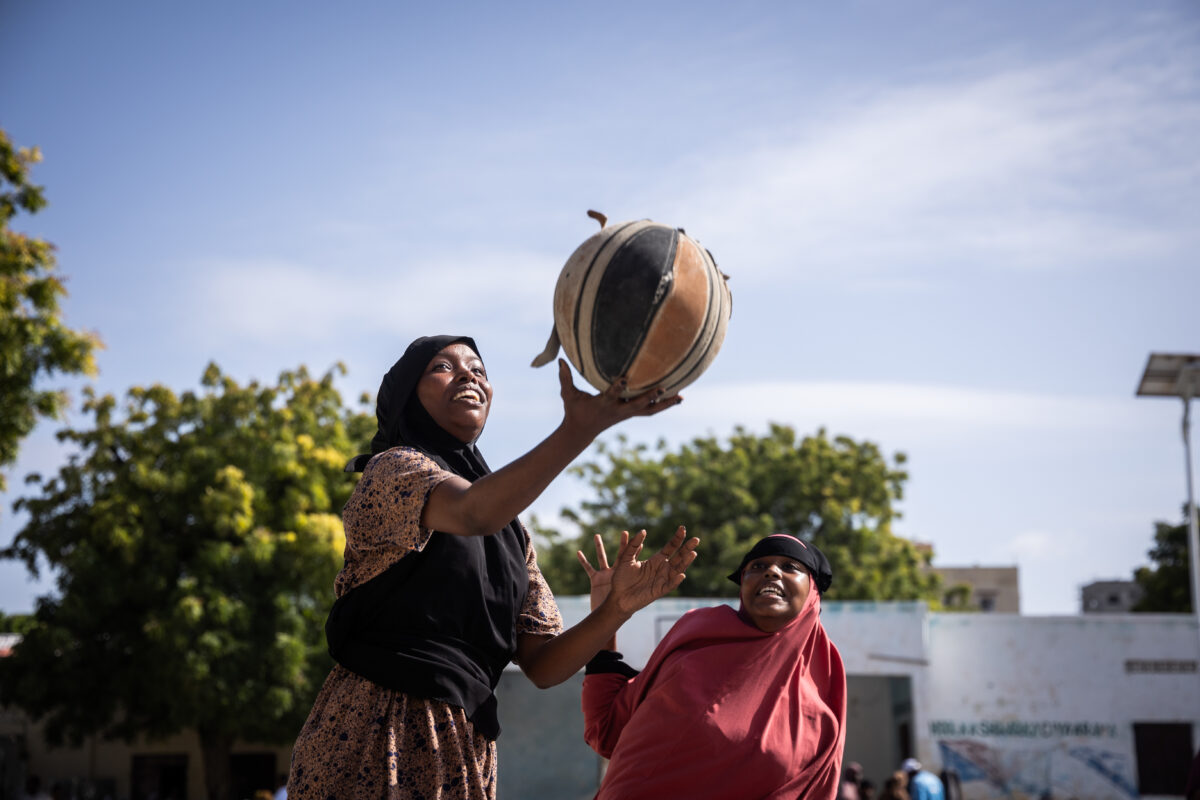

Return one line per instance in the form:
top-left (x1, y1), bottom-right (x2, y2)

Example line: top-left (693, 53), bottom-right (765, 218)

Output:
top-left (576, 533), bottom-right (617, 612)
top-left (578, 526), bottom-right (700, 616)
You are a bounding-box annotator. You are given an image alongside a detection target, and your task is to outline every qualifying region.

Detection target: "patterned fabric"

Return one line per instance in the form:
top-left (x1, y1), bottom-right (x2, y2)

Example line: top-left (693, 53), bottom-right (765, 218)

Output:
top-left (289, 447), bottom-right (563, 800)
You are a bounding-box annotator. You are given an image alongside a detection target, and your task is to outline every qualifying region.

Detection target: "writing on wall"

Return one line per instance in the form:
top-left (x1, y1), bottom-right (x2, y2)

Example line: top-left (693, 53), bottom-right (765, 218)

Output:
top-left (930, 720), bottom-right (1118, 738)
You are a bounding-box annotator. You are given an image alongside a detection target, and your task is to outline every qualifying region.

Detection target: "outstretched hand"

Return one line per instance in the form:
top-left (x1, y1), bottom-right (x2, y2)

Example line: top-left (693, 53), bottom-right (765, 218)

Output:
top-left (576, 526), bottom-right (700, 615)
top-left (558, 359), bottom-right (682, 441)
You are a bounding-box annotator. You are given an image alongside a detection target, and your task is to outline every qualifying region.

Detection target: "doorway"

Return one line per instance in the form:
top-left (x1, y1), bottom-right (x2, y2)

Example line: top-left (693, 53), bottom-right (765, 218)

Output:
top-left (842, 675), bottom-right (913, 789)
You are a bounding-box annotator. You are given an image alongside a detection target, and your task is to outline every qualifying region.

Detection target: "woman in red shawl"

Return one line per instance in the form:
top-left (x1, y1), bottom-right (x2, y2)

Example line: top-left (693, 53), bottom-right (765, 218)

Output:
top-left (579, 533), bottom-right (847, 800)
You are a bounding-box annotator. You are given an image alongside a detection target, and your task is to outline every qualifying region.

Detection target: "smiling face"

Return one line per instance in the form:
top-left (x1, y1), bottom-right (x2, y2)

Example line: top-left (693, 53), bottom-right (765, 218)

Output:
top-left (415, 343), bottom-right (493, 443)
top-left (738, 555), bottom-right (813, 633)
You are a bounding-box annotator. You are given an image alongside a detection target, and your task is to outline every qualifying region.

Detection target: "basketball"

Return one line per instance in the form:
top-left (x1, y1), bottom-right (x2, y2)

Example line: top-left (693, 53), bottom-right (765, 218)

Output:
top-left (531, 210), bottom-right (732, 398)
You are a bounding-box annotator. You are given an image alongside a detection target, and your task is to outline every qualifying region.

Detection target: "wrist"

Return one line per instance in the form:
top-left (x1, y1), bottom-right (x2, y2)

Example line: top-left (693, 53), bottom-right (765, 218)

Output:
top-left (596, 594), bottom-right (635, 624)
top-left (557, 413), bottom-right (608, 449)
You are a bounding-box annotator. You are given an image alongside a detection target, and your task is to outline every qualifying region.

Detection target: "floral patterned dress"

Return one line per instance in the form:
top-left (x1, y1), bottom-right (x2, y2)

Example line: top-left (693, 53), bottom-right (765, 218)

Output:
top-left (288, 447), bottom-right (564, 800)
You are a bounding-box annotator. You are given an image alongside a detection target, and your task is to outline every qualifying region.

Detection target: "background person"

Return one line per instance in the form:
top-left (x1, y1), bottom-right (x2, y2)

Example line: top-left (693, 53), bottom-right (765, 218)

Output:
top-left (902, 758), bottom-right (946, 800)
top-left (840, 762), bottom-right (865, 799)
top-left (579, 533), bottom-right (846, 799)
top-left (880, 771), bottom-right (910, 800)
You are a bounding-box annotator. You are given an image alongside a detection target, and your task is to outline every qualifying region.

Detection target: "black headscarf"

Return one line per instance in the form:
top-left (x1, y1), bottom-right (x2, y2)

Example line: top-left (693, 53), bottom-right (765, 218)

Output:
top-left (345, 334), bottom-right (486, 476)
top-left (727, 533), bottom-right (834, 594)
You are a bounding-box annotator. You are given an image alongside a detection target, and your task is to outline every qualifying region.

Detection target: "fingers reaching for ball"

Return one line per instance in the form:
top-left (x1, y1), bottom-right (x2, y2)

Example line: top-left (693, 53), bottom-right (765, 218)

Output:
top-left (622, 384), bottom-right (683, 417)
top-left (557, 359), bottom-right (682, 437)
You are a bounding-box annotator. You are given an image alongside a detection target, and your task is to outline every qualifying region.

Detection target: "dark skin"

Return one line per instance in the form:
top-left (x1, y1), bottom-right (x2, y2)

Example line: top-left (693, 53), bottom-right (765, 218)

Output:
top-left (413, 343), bottom-right (698, 688)
top-left (737, 555), bottom-right (813, 633)
top-left (576, 529), bottom-right (701, 650)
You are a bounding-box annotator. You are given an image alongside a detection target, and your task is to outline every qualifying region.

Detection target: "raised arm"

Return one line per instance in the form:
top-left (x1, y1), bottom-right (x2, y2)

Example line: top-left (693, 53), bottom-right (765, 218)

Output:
top-left (421, 360), bottom-right (681, 537)
top-left (513, 526), bottom-right (699, 688)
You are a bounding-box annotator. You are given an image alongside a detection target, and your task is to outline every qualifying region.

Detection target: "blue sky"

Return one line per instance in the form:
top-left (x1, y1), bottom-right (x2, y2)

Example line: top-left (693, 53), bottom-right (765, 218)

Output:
top-left (2, 1), bottom-right (1197, 614)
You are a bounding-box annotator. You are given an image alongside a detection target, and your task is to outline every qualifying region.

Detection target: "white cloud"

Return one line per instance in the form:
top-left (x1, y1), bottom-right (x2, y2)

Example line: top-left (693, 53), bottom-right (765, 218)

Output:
top-left (184, 249), bottom-right (560, 345)
top-left (655, 29), bottom-right (1200, 282)
top-left (662, 380), bottom-right (1149, 441)
top-left (1006, 529), bottom-right (1073, 561)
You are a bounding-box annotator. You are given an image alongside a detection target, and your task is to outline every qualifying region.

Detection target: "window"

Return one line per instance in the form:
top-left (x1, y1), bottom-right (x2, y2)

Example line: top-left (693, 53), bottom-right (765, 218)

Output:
top-left (1133, 722), bottom-right (1192, 795)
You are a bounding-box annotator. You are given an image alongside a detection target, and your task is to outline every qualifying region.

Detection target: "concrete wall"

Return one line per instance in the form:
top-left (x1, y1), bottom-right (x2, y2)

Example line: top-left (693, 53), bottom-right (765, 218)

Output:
top-left (494, 672), bottom-right (597, 800)
top-left (924, 612), bottom-right (1200, 798)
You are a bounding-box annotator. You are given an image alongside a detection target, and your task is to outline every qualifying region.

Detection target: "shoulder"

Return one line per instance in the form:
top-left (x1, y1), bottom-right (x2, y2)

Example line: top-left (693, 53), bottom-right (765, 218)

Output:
top-left (657, 604), bottom-right (740, 646)
top-left (344, 447), bottom-right (452, 515)
top-left (674, 604), bottom-right (738, 630)
top-left (364, 446), bottom-right (442, 476)
top-left (355, 447), bottom-right (453, 489)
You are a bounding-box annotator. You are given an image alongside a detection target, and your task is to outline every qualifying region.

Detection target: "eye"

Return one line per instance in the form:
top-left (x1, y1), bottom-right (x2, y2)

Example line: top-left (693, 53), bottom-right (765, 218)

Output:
top-left (472, 366), bottom-right (487, 377)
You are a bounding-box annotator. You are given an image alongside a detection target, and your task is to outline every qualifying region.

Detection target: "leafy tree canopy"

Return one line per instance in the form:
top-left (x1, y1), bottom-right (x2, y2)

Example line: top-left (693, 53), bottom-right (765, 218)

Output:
top-left (535, 423), bottom-right (940, 603)
top-left (0, 129), bottom-right (100, 492)
top-left (1132, 506), bottom-right (1195, 613)
top-left (0, 363), bottom-right (373, 800)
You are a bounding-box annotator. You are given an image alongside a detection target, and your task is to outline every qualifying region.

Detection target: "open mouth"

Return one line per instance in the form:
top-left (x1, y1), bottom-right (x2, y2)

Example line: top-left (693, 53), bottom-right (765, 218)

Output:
top-left (756, 584), bottom-right (786, 599)
top-left (452, 387), bottom-right (484, 404)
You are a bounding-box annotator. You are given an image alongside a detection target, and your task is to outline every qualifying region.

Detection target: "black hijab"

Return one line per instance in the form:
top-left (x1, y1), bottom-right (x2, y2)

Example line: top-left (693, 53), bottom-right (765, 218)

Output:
top-left (345, 334), bottom-right (489, 478)
top-left (727, 533), bottom-right (834, 594)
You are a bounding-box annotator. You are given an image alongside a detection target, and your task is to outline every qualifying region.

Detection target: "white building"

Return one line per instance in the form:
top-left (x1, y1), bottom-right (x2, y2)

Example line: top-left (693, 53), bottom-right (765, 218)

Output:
top-left (1083, 580), bottom-right (1147, 614)
top-left (495, 598), bottom-right (1200, 799)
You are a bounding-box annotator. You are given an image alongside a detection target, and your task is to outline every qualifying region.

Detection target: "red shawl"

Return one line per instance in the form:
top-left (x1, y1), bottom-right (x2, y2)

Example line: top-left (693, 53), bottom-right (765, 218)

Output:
top-left (582, 588), bottom-right (846, 800)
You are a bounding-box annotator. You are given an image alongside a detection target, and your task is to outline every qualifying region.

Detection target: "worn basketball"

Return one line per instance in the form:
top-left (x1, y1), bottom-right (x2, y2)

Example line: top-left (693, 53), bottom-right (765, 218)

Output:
top-left (531, 210), bottom-right (732, 398)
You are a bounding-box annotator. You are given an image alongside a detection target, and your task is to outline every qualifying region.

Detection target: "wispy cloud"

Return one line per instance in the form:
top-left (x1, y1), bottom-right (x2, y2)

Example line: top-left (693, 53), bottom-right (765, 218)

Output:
top-left (662, 380), bottom-right (1150, 440)
top-left (661, 27), bottom-right (1200, 282)
top-left (184, 249), bottom-right (559, 344)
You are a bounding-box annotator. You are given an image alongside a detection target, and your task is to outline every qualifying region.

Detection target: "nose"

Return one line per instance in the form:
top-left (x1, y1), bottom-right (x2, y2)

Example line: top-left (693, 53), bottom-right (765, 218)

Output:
top-left (763, 562), bottom-right (783, 578)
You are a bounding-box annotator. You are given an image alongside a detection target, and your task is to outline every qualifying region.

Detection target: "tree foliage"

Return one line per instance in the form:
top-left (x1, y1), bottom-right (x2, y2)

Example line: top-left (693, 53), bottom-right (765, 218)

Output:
top-left (1132, 507), bottom-right (1194, 613)
top-left (0, 364), bottom-right (373, 800)
top-left (535, 423), bottom-right (940, 602)
top-left (0, 129), bottom-right (100, 492)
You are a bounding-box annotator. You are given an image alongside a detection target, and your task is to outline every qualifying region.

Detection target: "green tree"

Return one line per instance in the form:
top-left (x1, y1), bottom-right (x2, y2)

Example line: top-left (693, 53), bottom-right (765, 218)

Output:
top-left (536, 423), bottom-right (940, 602)
top-left (0, 611), bottom-right (35, 635)
top-left (1132, 507), bottom-right (1194, 612)
top-left (940, 583), bottom-right (975, 612)
top-left (0, 363), bottom-right (373, 800)
top-left (0, 129), bottom-right (100, 492)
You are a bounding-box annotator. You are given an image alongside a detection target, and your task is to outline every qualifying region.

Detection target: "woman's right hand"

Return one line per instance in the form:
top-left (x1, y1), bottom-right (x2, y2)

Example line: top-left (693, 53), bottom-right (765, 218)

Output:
top-left (557, 359), bottom-right (681, 442)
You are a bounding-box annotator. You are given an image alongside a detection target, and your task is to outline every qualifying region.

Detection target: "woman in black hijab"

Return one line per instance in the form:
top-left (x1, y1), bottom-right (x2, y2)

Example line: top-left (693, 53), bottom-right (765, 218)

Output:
top-left (288, 335), bottom-right (697, 800)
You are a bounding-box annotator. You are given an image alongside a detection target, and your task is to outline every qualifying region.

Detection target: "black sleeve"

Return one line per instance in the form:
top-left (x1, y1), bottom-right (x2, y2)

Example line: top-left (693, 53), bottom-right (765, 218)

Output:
top-left (584, 649), bottom-right (640, 679)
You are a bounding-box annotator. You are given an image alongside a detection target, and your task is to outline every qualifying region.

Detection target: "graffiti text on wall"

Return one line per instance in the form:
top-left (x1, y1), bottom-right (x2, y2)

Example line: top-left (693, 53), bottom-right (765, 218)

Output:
top-left (929, 720), bottom-right (1118, 738)
top-left (1124, 658), bottom-right (1196, 673)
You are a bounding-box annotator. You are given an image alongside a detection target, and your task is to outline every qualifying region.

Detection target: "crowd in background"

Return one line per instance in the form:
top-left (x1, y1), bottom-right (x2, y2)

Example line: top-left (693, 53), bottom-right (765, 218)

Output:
top-left (839, 759), bottom-right (960, 800)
